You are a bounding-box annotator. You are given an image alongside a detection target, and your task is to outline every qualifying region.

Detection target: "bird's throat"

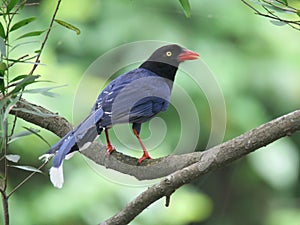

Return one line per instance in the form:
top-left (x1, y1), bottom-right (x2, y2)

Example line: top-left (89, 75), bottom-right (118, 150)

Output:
top-left (139, 61), bottom-right (178, 81)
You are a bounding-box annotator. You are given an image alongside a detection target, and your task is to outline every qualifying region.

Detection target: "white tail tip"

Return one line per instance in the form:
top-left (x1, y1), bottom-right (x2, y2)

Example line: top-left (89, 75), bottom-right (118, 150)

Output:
top-left (50, 166), bottom-right (64, 189)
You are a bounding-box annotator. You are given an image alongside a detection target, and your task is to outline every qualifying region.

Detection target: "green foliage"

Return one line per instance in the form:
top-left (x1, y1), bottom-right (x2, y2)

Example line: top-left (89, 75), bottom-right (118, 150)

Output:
top-left (9, 165), bottom-right (43, 173)
top-left (8, 75), bottom-right (40, 95)
top-left (8, 127), bottom-right (40, 144)
top-left (0, 1), bottom-right (62, 224)
top-left (242, 0), bottom-right (300, 30)
top-left (0, 22), bottom-right (5, 38)
top-left (7, 0), bottom-right (20, 13)
top-left (10, 17), bottom-right (36, 32)
top-left (54, 19), bottom-right (81, 35)
top-left (16, 30), bottom-right (46, 40)
top-left (179, 0), bottom-right (191, 18)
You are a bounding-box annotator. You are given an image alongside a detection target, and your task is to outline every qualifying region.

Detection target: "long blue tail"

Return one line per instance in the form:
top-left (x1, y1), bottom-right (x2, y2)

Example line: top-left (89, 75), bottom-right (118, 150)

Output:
top-left (40, 107), bottom-right (103, 188)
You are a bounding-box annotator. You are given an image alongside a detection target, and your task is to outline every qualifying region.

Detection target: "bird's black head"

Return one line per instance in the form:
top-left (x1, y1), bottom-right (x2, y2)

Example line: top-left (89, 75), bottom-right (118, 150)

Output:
top-left (140, 44), bottom-right (199, 81)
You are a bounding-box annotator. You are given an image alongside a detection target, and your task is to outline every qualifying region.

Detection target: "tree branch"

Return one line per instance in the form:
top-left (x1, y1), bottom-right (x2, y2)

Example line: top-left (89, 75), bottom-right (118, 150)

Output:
top-left (10, 98), bottom-right (300, 181)
top-left (100, 109), bottom-right (300, 224)
top-left (9, 98), bottom-right (300, 224)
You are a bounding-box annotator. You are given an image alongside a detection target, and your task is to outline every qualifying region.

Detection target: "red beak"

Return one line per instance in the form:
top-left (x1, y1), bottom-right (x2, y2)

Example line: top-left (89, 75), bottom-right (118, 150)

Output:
top-left (178, 49), bottom-right (200, 62)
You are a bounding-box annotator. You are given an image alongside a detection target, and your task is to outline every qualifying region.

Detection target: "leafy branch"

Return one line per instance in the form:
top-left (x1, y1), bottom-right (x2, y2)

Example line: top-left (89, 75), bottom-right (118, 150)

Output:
top-left (241, 0), bottom-right (300, 31)
top-left (0, 1), bottom-right (63, 224)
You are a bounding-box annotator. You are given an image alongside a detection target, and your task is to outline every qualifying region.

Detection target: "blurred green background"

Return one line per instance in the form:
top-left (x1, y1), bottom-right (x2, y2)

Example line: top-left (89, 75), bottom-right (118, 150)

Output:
top-left (2, 0), bottom-right (300, 224)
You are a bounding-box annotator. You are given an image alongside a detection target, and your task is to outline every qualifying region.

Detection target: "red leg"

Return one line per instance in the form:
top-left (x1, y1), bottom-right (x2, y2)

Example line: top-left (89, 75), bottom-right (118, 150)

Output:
top-left (105, 128), bottom-right (115, 155)
top-left (133, 129), bottom-right (152, 164)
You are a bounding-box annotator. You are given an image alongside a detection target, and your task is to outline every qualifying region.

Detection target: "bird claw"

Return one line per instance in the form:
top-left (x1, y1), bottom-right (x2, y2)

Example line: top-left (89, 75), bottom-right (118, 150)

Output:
top-left (106, 145), bottom-right (115, 156)
top-left (137, 152), bottom-right (152, 164)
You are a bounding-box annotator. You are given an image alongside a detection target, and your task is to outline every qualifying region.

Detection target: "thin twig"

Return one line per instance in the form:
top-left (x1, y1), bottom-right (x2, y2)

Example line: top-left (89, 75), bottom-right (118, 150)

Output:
top-left (7, 160), bottom-right (48, 198)
top-left (28, 0), bottom-right (62, 76)
top-left (0, 189), bottom-right (9, 225)
top-left (241, 0), bottom-right (300, 31)
top-left (9, 0), bottom-right (62, 138)
top-left (262, 5), bottom-right (300, 30)
top-left (262, 0), bottom-right (297, 13)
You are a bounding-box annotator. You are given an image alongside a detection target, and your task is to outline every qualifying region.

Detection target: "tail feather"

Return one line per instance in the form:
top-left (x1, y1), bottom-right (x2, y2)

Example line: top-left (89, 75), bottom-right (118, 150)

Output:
top-left (42, 107), bottom-right (104, 188)
top-left (52, 134), bottom-right (77, 167)
top-left (50, 165), bottom-right (64, 189)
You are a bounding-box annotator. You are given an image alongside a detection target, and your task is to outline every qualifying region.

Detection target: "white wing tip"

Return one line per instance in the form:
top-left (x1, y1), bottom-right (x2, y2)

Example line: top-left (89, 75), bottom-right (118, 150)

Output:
top-left (49, 166), bottom-right (64, 189)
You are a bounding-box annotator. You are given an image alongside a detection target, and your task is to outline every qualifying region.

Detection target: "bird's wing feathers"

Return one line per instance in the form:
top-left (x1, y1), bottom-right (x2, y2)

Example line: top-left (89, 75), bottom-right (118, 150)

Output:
top-left (97, 68), bottom-right (171, 126)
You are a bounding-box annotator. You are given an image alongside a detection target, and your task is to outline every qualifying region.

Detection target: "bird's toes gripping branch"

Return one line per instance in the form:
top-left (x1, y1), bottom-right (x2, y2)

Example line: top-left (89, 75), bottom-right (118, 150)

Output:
top-left (106, 144), bottom-right (115, 156)
top-left (137, 150), bottom-right (152, 164)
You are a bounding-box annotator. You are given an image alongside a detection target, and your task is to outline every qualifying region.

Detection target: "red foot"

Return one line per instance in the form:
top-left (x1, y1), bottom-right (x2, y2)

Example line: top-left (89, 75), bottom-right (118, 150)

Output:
top-left (137, 151), bottom-right (152, 164)
top-left (106, 144), bottom-right (115, 156)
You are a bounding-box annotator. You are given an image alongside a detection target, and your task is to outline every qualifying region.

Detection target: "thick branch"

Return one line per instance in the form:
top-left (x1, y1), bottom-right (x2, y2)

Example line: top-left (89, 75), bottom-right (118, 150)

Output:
top-left (11, 99), bottom-right (73, 137)
top-left (10, 99), bottom-right (300, 182)
top-left (10, 99), bottom-right (300, 224)
top-left (101, 110), bottom-right (300, 224)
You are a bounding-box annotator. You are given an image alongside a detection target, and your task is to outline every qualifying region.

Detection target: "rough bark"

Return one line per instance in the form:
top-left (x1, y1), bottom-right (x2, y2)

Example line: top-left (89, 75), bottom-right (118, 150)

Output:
top-left (10, 99), bottom-right (300, 224)
top-left (11, 99), bottom-right (300, 181)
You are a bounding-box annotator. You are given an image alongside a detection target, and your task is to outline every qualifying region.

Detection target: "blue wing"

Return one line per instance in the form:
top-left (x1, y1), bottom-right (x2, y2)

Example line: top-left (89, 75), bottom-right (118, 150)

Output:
top-left (96, 68), bottom-right (172, 127)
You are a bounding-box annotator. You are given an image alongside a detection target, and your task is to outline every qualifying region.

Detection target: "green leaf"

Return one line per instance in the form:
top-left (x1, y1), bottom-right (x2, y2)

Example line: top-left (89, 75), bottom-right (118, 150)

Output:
top-left (16, 30), bottom-right (46, 40)
top-left (10, 17), bottom-right (36, 32)
top-left (297, 10), bottom-right (300, 17)
top-left (281, 0), bottom-right (288, 6)
top-left (10, 40), bottom-right (39, 52)
top-left (179, 0), bottom-right (191, 18)
top-left (9, 165), bottom-right (43, 173)
top-left (270, 20), bottom-right (287, 26)
top-left (8, 127), bottom-right (40, 144)
top-left (6, 154), bottom-right (20, 163)
top-left (23, 126), bottom-right (51, 147)
top-left (8, 0), bottom-right (19, 12)
top-left (0, 63), bottom-right (7, 94)
top-left (0, 22), bottom-right (5, 39)
top-left (9, 74), bottom-right (27, 83)
top-left (54, 19), bottom-right (81, 35)
top-left (3, 97), bottom-right (19, 121)
top-left (0, 62), bottom-right (7, 71)
top-left (263, 3), bottom-right (295, 14)
top-left (9, 75), bottom-right (40, 95)
top-left (24, 84), bottom-right (66, 97)
top-left (4, 55), bottom-right (39, 64)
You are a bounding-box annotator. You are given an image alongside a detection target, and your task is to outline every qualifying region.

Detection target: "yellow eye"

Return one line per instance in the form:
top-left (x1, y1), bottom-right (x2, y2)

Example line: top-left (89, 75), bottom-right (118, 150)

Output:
top-left (166, 51), bottom-right (172, 57)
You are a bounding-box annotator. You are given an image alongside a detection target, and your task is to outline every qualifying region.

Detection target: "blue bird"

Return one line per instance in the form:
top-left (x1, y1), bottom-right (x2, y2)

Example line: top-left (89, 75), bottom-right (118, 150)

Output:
top-left (40, 44), bottom-right (199, 188)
